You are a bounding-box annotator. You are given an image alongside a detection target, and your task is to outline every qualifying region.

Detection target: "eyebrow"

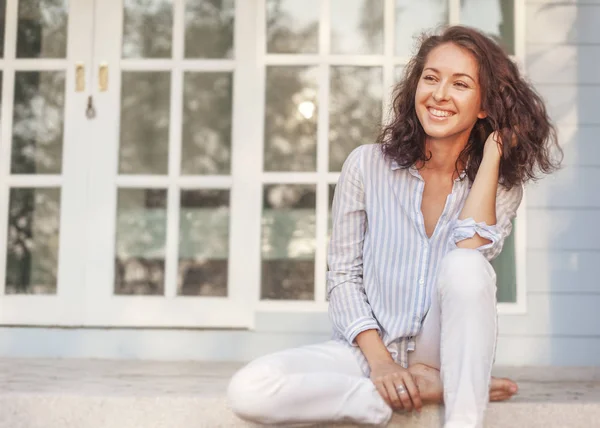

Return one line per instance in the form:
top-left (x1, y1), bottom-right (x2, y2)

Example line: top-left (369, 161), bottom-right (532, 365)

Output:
top-left (423, 67), bottom-right (476, 83)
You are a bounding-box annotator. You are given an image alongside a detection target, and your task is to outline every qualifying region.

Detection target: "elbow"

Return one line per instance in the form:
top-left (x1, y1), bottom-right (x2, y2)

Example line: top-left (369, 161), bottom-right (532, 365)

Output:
top-left (456, 233), bottom-right (493, 249)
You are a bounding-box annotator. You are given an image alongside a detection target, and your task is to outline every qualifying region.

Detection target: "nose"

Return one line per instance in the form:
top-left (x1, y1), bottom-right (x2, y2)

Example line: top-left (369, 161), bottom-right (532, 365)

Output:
top-left (432, 82), bottom-right (449, 102)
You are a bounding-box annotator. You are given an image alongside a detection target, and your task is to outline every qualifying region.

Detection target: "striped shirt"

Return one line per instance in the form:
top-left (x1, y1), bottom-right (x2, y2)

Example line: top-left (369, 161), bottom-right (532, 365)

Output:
top-left (326, 144), bottom-right (523, 373)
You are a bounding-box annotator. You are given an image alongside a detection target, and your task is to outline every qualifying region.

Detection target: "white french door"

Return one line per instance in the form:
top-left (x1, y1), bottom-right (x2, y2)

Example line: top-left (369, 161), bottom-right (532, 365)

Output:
top-left (81, 0), bottom-right (254, 327)
top-left (0, 0), bottom-right (95, 325)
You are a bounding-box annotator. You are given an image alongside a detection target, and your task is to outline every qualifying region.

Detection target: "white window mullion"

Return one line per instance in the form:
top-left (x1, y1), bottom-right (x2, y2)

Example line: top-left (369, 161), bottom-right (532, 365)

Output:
top-left (314, 61), bottom-right (330, 303)
top-left (227, 0), bottom-right (264, 321)
top-left (319, 0), bottom-right (331, 56)
top-left (0, 0), bottom-right (18, 297)
top-left (514, 0), bottom-right (526, 61)
top-left (449, 0), bottom-right (460, 24)
top-left (164, 0), bottom-right (185, 299)
top-left (120, 59), bottom-right (236, 71)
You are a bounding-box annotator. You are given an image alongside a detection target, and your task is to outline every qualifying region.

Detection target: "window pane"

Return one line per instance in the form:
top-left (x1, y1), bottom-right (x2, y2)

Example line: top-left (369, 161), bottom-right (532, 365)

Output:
top-left (114, 188), bottom-right (166, 295)
top-left (0, 1), bottom-right (6, 58)
top-left (461, 0), bottom-right (514, 55)
top-left (266, 0), bottom-right (319, 54)
top-left (12, 71), bottom-right (65, 174)
top-left (119, 72), bottom-right (171, 175)
top-left (178, 189), bottom-right (229, 296)
top-left (261, 185), bottom-right (316, 300)
top-left (492, 219), bottom-right (517, 303)
top-left (329, 66), bottom-right (382, 172)
top-left (5, 187), bottom-right (61, 294)
top-left (185, 0), bottom-right (234, 59)
top-left (331, 0), bottom-right (383, 55)
top-left (264, 66), bottom-right (318, 172)
top-left (181, 72), bottom-right (232, 175)
top-left (17, 0), bottom-right (68, 58)
top-left (123, 0), bottom-right (172, 58)
top-left (395, 0), bottom-right (448, 57)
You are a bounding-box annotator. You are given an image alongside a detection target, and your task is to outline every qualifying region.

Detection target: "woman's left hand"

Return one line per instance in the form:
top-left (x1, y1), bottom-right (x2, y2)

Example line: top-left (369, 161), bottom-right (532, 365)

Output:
top-left (484, 129), bottom-right (517, 159)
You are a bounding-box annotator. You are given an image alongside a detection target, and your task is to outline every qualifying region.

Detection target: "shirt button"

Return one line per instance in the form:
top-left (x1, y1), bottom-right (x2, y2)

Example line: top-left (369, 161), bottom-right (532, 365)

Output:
top-left (419, 279), bottom-right (425, 285)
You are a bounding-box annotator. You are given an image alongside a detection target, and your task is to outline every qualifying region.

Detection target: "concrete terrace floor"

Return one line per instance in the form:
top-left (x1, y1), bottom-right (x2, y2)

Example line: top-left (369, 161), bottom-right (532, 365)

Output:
top-left (0, 359), bottom-right (598, 428)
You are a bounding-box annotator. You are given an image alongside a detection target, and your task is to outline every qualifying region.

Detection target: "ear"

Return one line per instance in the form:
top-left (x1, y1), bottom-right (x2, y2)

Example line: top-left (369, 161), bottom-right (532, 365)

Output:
top-left (477, 110), bottom-right (488, 119)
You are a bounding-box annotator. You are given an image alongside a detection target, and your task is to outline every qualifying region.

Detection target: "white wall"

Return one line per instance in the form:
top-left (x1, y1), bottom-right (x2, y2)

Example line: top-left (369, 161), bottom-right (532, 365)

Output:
top-left (496, 0), bottom-right (600, 366)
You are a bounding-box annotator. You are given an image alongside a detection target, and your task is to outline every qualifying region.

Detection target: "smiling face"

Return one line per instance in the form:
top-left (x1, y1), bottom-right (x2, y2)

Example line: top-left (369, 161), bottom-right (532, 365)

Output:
top-left (415, 42), bottom-right (487, 144)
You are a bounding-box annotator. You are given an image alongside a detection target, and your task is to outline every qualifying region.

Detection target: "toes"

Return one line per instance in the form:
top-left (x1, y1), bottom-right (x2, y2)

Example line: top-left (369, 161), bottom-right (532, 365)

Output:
top-left (492, 377), bottom-right (518, 394)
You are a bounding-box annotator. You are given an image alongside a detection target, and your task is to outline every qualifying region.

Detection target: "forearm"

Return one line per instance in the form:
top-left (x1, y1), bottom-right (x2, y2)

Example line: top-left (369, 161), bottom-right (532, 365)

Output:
top-left (355, 329), bottom-right (393, 367)
top-left (457, 150), bottom-right (501, 249)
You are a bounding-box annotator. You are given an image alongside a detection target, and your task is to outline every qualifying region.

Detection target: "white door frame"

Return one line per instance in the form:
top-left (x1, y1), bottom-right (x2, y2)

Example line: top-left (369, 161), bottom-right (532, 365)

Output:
top-left (0, 0), bottom-right (95, 325)
top-left (81, 0), bottom-right (256, 328)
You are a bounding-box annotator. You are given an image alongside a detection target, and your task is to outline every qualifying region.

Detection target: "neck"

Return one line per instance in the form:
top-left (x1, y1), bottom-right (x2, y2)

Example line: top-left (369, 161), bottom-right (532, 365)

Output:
top-left (420, 133), bottom-right (470, 174)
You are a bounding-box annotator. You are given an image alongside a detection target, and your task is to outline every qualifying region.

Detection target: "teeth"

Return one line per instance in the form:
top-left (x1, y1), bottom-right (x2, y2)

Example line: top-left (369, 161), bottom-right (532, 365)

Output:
top-left (429, 108), bottom-right (453, 117)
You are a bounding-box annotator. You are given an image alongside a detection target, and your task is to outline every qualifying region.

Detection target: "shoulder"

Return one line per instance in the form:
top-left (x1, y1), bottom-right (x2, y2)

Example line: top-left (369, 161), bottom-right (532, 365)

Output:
top-left (497, 183), bottom-right (524, 212)
top-left (344, 144), bottom-right (391, 172)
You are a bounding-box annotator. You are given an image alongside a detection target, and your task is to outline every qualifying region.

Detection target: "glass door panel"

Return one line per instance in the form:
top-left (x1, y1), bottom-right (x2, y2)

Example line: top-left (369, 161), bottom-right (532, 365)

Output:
top-left (83, 0), bottom-right (251, 327)
top-left (0, 0), bottom-right (94, 324)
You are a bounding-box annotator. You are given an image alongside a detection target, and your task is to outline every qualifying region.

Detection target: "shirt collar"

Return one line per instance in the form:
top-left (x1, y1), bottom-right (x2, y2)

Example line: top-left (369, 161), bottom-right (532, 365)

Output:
top-left (391, 159), bottom-right (468, 182)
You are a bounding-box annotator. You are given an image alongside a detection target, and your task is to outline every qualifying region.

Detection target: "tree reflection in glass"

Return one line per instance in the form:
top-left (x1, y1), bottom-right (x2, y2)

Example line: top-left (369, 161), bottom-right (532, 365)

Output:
top-left (181, 72), bottom-right (232, 175)
top-left (329, 66), bottom-right (382, 172)
top-left (5, 188), bottom-right (60, 294)
top-left (119, 72), bottom-right (171, 175)
top-left (178, 189), bottom-right (229, 296)
top-left (114, 189), bottom-right (167, 295)
top-left (122, 0), bottom-right (173, 58)
top-left (460, 0), bottom-right (514, 55)
top-left (185, 0), bottom-right (234, 58)
top-left (330, 0), bottom-right (383, 55)
top-left (11, 71), bottom-right (65, 174)
top-left (266, 0), bottom-right (319, 54)
top-left (261, 185), bottom-right (316, 300)
top-left (395, 0), bottom-right (448, 57)
top-left (264, 66), bottom-right (319, 172)
top-left (16, 0), bottom-right (68, 58)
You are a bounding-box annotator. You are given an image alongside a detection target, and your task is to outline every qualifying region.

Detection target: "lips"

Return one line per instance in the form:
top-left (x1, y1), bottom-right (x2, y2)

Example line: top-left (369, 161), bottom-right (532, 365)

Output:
top-left (426, 106), bottom-right (456, 121)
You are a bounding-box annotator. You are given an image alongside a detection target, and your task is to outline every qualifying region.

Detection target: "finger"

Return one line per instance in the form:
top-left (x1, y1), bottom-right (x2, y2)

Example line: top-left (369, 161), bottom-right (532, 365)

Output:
top-left (395, 379), bottom-right (413, 412)
top-left (402, 373), bottom-right (422, 412)
top-left (383, 379), bottom-right (403, 410)
top-left (374, 381), bottom-right (392, 407)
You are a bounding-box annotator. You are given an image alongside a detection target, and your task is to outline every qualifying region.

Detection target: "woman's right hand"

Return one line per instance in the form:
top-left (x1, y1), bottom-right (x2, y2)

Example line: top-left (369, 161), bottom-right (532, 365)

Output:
top-left (369, 360), bottom-right (422, 412)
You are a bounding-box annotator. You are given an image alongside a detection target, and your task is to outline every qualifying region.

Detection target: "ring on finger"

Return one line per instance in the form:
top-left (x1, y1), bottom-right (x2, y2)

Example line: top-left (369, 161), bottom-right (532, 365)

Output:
top-left (395, 384), bottom-right (407, 395)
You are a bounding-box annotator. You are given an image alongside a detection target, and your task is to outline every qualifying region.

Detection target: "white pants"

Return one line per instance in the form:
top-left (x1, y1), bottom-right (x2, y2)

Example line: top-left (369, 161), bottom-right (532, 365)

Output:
top-left (228, 249), bottom-right (498, 427)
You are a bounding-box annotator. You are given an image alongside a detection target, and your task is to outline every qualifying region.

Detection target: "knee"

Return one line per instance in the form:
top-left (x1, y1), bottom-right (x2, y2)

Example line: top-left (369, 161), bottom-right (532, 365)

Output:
top-left (227, 360), bottom-right (284, 423)
top-left (438, 249), bottom-right (496, 300)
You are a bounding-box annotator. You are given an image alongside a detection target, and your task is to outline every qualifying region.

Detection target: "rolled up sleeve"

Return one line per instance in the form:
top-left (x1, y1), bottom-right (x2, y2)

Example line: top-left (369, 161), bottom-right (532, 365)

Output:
top-left (452, 184), bottom-right (523, 261)
top-left (327, 147), bottom-right (380, 345)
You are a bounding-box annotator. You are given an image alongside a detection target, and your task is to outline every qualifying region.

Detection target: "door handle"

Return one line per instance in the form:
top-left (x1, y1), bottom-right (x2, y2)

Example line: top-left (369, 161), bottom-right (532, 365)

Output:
top-left (75, 62), bottom-right (85, 92)
top-left (99, 62), bottom-right (108, 92)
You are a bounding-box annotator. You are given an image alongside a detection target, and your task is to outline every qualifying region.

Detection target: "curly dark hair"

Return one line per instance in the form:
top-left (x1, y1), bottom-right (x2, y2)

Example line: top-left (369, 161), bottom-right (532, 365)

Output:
top-left (378, 25), bottom-right (562, 188)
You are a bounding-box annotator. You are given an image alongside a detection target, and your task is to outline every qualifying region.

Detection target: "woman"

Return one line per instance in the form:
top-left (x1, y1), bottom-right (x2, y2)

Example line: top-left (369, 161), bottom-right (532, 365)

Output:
top-left (227, 26), bottom-right (560, 427)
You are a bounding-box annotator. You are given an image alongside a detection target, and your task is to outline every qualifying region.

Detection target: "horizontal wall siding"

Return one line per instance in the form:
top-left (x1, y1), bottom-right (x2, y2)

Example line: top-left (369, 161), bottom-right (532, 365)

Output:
top-left (512, 0), bottom-right (600, 365)
top-left (527, 167), bottom-right (600, 208)
top-left (553, 126), bottom-right (600, 167)
top-left (535, 85), bottom-right (600, 126)
top-left (527, 209), bottom-right (600, 250)
top-left (527, 250), bottom-right (600, 293)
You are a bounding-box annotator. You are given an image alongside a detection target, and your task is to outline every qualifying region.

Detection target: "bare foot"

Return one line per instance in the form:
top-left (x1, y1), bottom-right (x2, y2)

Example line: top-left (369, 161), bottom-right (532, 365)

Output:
top-left (489, 377), bottom-right (518, 402)
top-left (408, 364), bottom-right (444, 405)
top-left (408, 364), bottom-right (519, 405)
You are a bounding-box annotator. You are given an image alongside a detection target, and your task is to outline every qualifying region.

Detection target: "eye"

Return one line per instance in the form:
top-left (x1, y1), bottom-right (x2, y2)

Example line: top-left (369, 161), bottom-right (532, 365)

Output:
top-left (423, 75), bottom-right (437, 82)
top-left (454, 81), bottom-right (469, 88)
